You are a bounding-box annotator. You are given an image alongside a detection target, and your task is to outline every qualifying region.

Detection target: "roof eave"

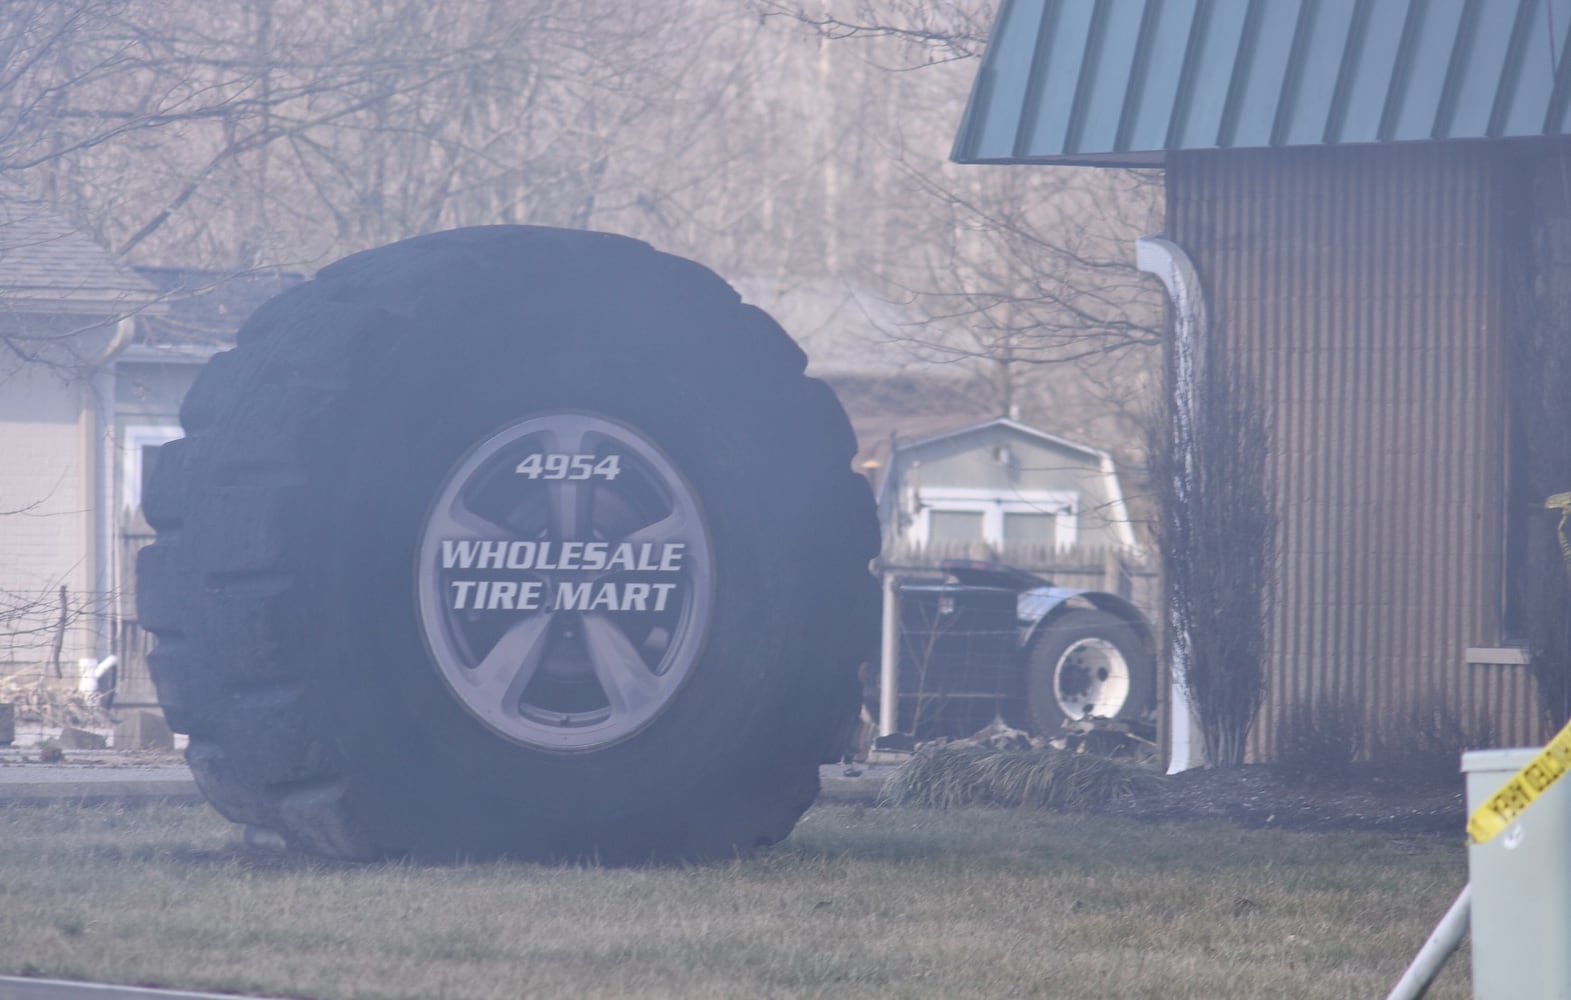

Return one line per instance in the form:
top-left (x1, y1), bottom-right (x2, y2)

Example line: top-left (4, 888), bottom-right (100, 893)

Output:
top-left (956, 133), bottom-right (1571, 168)
top-left (116, 341), bottom-right (224, 364)
top-left (898, 415), bottom-right (1111, 462)
top-left (1, 290), bottom-right (171, 317)
top-left (952, 149), bottom-right (1167, 167)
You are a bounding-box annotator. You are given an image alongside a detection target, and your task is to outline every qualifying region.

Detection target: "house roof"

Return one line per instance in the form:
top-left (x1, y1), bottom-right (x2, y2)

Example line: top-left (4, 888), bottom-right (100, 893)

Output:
top-left (0, 179), bottom-right (161, 313)
top-left (899, 415), bottom-right (1112, 461)
top-left (863, 414), bottom-right (1138, 549)
top-left (852, 412), bottom-right (996, 489)
top-left (853, 413), bottom-right (1113, 493)
top-left (133, 266), bottom-right (304, 349)
top-left (952, 0), bottom-right (1571, 166)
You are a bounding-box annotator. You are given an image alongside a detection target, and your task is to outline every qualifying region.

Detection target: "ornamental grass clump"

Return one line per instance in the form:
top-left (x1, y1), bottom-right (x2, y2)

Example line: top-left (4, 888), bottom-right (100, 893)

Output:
top-left (882, 744), bottom-right (1160, 810)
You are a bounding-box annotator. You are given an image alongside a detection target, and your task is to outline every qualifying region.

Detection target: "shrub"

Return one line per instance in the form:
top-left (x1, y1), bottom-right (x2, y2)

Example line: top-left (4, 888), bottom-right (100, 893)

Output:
top-left (1149, 330), bottom-right (1276, 767)
top-left (1273, 692), bottom-right (1363, 786)
top-left (1522, 546), bottom-right (1571, 727)
top-left (1368, 694), bottom-right (1497, 787)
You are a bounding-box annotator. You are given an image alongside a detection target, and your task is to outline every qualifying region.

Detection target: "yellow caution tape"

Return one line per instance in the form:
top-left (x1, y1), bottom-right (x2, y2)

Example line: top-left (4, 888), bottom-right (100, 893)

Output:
top-left (1468, 719), bottom-right (1571, 843)
top-left (1550, 492), bottom-right (1571, 569)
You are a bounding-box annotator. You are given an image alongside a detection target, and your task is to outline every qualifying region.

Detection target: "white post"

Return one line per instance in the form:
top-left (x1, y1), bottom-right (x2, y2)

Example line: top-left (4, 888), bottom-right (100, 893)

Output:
top-left (878, 569), bottom-right (900, 737)
top-left (1385, 885), bottom-right (1470, 1000)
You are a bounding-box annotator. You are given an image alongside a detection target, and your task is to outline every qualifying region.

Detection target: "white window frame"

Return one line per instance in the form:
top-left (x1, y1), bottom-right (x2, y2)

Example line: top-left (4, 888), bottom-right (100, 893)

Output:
top-left (910, 487), bottom-right (1079, 550)
top-left (121, 423), bottom-right (184, 515)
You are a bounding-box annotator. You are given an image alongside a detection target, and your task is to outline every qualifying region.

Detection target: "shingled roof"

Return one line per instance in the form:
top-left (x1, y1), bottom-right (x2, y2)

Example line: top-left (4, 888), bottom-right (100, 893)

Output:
top-left (0, 179), bottom-right (160, 314)
top-left (134, 266), bottom-right (304, 347)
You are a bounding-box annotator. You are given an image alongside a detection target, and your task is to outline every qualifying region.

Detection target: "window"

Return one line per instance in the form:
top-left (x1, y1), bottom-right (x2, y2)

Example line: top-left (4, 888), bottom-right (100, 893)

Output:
top-left (1003, 511), bottom-right (1057, 548)
top-left (929, 510), bottom-right (986, 545)
top-left (121, 424), bottom-right (183, 516)
top-left (911, 488), bottom-right (1078, 551)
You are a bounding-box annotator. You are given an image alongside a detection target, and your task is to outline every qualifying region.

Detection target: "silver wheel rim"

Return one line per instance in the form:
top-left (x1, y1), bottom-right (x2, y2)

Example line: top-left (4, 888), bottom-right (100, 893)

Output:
top-left (416, 412), bottom-right (714, 751)
top-left (1054, 637), bottom-right (1130, 720)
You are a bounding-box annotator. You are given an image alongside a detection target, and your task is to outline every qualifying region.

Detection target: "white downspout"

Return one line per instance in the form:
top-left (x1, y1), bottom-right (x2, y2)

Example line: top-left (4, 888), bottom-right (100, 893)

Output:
top-left (1135, 236), bottom-right (1207, 774)
top-left (1097, 451), bottom-right (1139, 551)
top-left (89, 317), bottom-right (133, 662)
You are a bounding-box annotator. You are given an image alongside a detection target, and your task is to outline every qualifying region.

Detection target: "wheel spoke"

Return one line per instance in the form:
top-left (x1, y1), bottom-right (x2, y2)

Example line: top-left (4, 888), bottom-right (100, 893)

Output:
top-left (466, 613), bottom-right (555, 716)
top-left (539, 422), bottom-right (590, 457)
top-left (549, 478), bottom-right (593, 540)
top-left (427, 497), bottom-right (510, 543)
top-left (539, 421), bottom-right (598, 539)
top-left (622, 505), bottom-right (689, 548)
top-left (581, 613), bottom-right (664, 718)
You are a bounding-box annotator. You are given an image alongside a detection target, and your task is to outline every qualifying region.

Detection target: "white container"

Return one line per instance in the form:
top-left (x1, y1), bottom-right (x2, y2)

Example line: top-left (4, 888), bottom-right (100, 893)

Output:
top-left (1464, 747), bottom-right (1571, 998)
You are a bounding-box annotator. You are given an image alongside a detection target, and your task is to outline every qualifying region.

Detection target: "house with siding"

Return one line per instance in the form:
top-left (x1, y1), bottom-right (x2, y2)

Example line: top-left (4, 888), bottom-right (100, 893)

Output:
top-left (109, 267), bottom-right (302, 706)
top-left (0, 181), bottom-right (298, 707)
top-left (953, 0), bottom-right (1571, 761)
top-left (869, 414), bottom-right (1138, 561)
top-left (742, 278), bottom-right (1149, 593)
top-left (0, 180), bottom-right (164, 688)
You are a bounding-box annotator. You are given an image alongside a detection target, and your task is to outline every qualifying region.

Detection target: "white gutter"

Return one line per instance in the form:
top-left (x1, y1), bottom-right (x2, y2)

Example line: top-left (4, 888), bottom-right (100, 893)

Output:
top-left (1135, 235), bottom-right (1207, 774)
top-left (116, 341), bottom-right (224, 364)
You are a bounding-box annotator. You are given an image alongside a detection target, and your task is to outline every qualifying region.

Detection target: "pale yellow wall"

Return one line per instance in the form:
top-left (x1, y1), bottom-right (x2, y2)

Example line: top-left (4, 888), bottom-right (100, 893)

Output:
top-left (0, 366), bottom-right (95, 666)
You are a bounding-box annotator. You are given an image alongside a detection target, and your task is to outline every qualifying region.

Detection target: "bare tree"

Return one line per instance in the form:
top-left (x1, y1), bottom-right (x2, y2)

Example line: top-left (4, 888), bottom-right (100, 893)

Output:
top-left (883, 163), bottom-right (1164, 449)
top-left (757, 0), bottom-right (992, 65)
top-left (0, 1), bottom-right (155, 175)
top-left (1150, 339), bottom-right (1275, 768)
top-left (735, 2), bottom-right (1164, 465)
top-left (8, 0), bottom-right (1164, 448)
top-left (3, 0), bottom-right (647, 264)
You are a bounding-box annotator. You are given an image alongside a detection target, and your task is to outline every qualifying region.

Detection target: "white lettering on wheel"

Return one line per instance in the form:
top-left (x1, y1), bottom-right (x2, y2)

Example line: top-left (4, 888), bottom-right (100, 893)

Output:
top-left (416, 412), bottom-right (714, 752)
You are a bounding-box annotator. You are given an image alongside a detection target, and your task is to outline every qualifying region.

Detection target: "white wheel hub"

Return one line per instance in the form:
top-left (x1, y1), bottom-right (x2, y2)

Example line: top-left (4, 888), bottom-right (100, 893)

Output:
top-left (1054, 637), bottom-right (1131, 720)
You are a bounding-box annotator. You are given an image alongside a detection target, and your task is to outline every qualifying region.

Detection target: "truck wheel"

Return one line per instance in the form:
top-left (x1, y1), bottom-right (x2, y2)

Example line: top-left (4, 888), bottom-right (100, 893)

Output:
top-left (136, 226), bottom-right (879, 862)
top-left (1024, 610), bottom-right (1154, 730)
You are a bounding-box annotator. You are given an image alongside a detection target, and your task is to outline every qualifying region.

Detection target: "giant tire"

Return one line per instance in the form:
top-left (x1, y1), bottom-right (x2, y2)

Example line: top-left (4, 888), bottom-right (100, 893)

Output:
top-left (136, 226), bottom-right (880, 863)
top-left (1023, 609), bottom-right (1155, 732)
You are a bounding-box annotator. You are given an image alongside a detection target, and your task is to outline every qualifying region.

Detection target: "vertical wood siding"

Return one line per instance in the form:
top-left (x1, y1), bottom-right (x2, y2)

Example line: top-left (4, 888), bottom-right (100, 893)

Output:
top-left (1168, 144), bottom-right (1544, 757)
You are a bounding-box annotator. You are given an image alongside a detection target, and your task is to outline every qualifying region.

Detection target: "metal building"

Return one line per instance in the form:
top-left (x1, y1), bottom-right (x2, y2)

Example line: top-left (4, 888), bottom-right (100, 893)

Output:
top-left (953, 0), bottom-right (1571, 759)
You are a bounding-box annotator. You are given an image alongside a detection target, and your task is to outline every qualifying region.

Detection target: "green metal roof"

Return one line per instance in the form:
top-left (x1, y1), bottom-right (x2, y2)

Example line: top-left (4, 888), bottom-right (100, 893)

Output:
top-left (952, 0), bottom-right (1571, 165)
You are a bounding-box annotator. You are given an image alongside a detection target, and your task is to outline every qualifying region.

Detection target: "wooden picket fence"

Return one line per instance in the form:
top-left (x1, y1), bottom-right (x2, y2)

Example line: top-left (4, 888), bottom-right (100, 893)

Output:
top-left (882, 540), bottom-right (1157, 616)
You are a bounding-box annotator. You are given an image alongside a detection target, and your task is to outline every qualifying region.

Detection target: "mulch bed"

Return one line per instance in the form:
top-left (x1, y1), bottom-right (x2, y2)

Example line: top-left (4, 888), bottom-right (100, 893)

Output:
top-left (1096, 761), bottom-right (1468, 837)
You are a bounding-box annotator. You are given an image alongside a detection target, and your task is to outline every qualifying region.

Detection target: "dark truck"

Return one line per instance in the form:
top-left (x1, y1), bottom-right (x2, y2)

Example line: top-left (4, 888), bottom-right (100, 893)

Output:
top-left (875, 559), bottom-right (1157, 743)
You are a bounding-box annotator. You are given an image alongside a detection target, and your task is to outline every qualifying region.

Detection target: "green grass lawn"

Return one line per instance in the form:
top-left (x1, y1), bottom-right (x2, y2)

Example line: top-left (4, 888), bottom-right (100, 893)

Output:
top-left (0, 801), bottom-right (1468, 999)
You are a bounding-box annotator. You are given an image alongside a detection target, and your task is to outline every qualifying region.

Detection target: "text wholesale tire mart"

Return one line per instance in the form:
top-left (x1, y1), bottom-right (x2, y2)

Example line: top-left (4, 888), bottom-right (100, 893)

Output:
top-left (137, 226), bottom-right (880, 862)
